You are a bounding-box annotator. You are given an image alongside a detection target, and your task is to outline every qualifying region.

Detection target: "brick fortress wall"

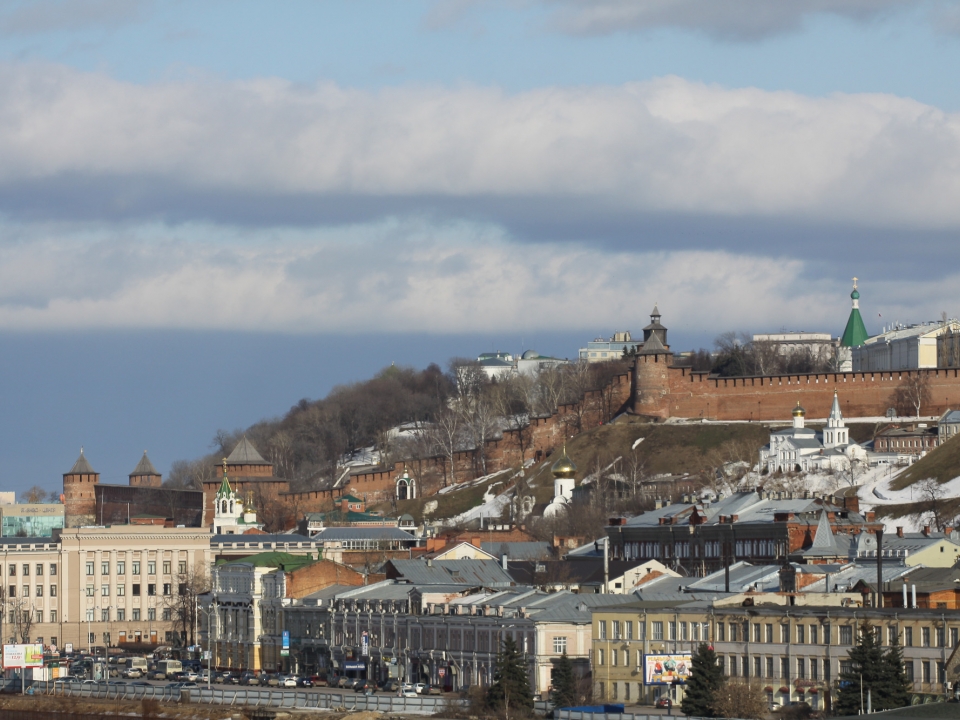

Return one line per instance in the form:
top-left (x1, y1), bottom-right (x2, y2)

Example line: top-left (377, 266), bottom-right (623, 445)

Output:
top-left (632, 353), bottom-right (960, 421)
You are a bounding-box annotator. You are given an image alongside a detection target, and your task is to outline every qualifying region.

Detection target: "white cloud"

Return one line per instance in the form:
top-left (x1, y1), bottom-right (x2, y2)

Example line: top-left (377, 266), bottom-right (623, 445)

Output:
top-left (0, 218), bottom-right (949, 336)
top-left (0, 65), bottom-right (959, 231)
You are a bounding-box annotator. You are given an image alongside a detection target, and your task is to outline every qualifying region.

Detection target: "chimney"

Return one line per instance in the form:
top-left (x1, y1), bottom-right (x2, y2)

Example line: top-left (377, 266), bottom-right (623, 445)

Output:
top-left (470, 536), bottom-right (481, 548)
top-left (896, 526), bottom-right (904, 538)
top-left (923, 525), bottom-right (931, 537)
top-left (946, 527), bottom-right (954, 538)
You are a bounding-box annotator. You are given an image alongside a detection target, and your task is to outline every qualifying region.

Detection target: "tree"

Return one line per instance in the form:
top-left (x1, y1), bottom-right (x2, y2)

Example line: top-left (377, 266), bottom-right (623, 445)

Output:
top-left (912, 478), bottom-right (956, 532)
top-left (891, 374), bottom-right (931, 418)
top-left (162, 566), bottom-right (211, 648)
top-left (710, 680), bottom-right (767, 720)
top-left (9, 595), bottom-right (34, 643)
top-left (835, 622), bottom-right (910, 715)
top-left (682, 643), bottom-right (724, 718)
top-left (18, 486), bottom-right (48, 504)
top-left (551, 653), bottom-right (577, 709)
top-left (487, 636), bottom-right (533, 720)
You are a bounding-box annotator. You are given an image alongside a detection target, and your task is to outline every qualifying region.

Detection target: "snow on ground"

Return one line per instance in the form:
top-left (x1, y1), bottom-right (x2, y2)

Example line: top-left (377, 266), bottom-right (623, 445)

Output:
top-left (437, 467), bottom-right (513, 495)
top-left (445, 467), bottom-right (530, 526)
top-left (857, 464), bottom-right (960, 533)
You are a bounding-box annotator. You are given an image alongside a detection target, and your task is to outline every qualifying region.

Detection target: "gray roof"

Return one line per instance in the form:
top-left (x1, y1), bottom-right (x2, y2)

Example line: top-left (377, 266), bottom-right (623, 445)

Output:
top-left (801, 510), bottom-right (846, 558)
top-left (67, 451), bottom-right (96, 475)
top-left (686, 561), bottom-right (782, 593)
top-left (481, 541), bottom-right (552, 560)
top-left (130, 451), bottom-right (159, 476)
top-left (941, 410), bottom-right (960, 424)
top-left (211, 533), bottom-right (316, 546)
top-left (639, 331), bottom-right (667, 355)
top-left (314, 527), bottom-right (416, 542)
top-left (802, 561), bottom-right (913, 593)
top-left (389, 559), bottom-right (515, 587)
top-left (227, 437), bottom-right (270, 465)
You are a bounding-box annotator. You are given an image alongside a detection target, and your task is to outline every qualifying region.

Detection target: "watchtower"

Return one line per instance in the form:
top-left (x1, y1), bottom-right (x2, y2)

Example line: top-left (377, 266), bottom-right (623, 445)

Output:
top-left (63, 449), bottom-right (99, 527)
top-left (128, 451), bottom-right (162, 487)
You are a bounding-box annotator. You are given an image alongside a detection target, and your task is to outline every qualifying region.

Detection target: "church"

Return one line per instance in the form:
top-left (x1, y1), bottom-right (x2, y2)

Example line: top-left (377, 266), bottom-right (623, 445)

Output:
top-left (759, 391), bottom-right (865, 474)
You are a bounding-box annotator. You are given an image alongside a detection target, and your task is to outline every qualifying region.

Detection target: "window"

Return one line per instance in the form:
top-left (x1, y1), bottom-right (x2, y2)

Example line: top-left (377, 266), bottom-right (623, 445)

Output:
top-left (49, 564), bottom-right (56, 576)
top-left (680, 622), bottom-right (688, 641)
top-left (938, 662), bottom-right (946, 684)
top-left (35, 564), bottom-right (43, 576)
top-left (765, 624), bottom-right (773, 643)
top-left (840, 626), bottom-right (853, 645)
top-left (922, 627), bottom-right (931, 647)
top-left (716, 623), bottom-right (725, 642)
top-left (796, 625), bottom-right (805, 644)
top-left (952, 628), bottom-right (959, 648)
top-left (669, 621), bottom-right (676, 641)
top-left (754, 657), bottom-right (762, 678)
top-left (613, 621), bottom-right (621, 640)
top-left (729, 623), bottom-right (738, 642)
top-left (8, 565), bottom-right (14, 576)
top-left (88, 632), bottom-right (94, 644)
top-left (623, 649), bottom-right (628, 667)
top-left (612, 647), bottom-right (618, 666)
top-left (162, 561), bottom-right (171, 575)
top-left (117, 562), bottom-right (125, 575)
top-left (823, 623), bottom-right (830, 645)
top-left (905, 661), bottom-right (914, 682)
top-left (148, 584), bottom-right (156, 596)
top-left (766, 657), bottom-right (774, 678)
top-left (652, 621), bottom-right (664, 640)
top-left (117, 585), bottom-right (125, 596)
top-left (132, 561), bottom-right (140, 575)
top-left (22, 564), bottom-right (29, 576)
top-left (35, 585), bottom-right (42, 597)
top-left (626, 621), bottom-right (633, 640)
top-left (116, 609), bottom-right (125, 621)
top-left (86, 609), bottom-right (94, 622)
top-left (781, 624), bottom-right (789, 644)
top-left (797, 658), bottom-right (806, 679)
top-left (163, 583), bottom-right (171, 596)
top-left (101, 585), bottom-right (109, 597)
top-left (823, 659), bottom-right (831, 682)
top-left (922, 661), bottom-right (931, 683)
top-left (147, 608), bottom-right (156, 621)
top-left (598, 621), bottom-right (607, 640)
top-left (132, 584), bottom-right (140, 596)
top-left (21, 585), bottom-right (27, 598)
top-left (742, 655), bottom-right (749, 678)
top-left (597, 648), bottom-right (605, 666)
top-left (50, 612), bottom-right (56, 624)
top-left (905, 627), bottom-right (913, 647)
top-left (717, 656), bottom-right (725, 675)
top-left (936, 627), bottom-right (945, 648)
top-left (7, 586), bottom-right (14, 598)
top-left (810, 625), bottom-right (818, 645)
top-left (811, 659), bottom-right (819, 681)
top-left (147, 562), bottom-right (156, 575)
top-left (101, 562), bottom-right (109, 575)
top-left (132, 609), bottom-right (141, 621)
top-left (781, 657), bottom-right (789, 680)
top-left (554, 637), bottom-right (567, 654)
top-left (729, 656), bottom-right (737, 677)
top-left (178, 561), bottom-right (187, 574)
top-left (754, 624), bottom-right (761, 643)
top-left (35, 610), bottom-right (42, 623)
top-left (86, 562), bottom-right (94, 576)
top-left (50, 585), bottom-right (56, 597)
top-left (101, 608), bottom-right (109, 622)
top-left (888, 626), bottom-right (899, 646)
top-left (162, 608), bottom-right (172, 621)
top-left (692, 622), bottom-right (700, 642)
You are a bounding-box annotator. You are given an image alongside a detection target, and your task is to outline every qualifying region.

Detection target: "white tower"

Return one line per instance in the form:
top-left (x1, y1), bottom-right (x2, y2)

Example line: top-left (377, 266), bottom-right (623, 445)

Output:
top-left (823, 390), bottom-right (849, 449)
top-left (792, 402), bottom-right (806, 430)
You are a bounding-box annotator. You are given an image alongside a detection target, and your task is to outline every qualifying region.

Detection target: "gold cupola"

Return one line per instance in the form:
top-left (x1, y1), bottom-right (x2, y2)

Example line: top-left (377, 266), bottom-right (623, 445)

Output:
top-left (551, 446), bottom-right (577, 479)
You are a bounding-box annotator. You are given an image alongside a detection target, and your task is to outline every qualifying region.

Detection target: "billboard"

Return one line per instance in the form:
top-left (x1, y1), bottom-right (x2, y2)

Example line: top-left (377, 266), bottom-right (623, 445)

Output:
top-left (4, 644), bottom-right (44, 668)
top-left (361, 631), bottom-right (369, 657)
top-left (644, 654), bottom-right (692, 685)
top-left (281, 630), bottom-right (290, 657)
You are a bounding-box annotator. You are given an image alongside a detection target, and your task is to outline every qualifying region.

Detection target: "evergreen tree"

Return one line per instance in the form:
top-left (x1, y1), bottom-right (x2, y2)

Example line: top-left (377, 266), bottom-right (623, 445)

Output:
top-left (835, 622), bottom-right (910, 715)
top-left (487, 636), bottom-right (534, 720)
top-left (552, 653), bottom-right (577, 709)
top-left (880, 641), bottom-right (913, 710)
top-left (682, 643), bottom-right (725, 718)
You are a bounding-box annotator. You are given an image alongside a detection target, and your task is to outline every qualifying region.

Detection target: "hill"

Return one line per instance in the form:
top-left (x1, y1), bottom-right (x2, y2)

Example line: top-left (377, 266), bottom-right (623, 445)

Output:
top-left (890, 433), bottom-right (960, 490)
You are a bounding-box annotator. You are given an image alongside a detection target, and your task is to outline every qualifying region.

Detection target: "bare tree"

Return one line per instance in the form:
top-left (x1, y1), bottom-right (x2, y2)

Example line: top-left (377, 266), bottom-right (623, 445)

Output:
top-left (711, 680), bottom-right (768, 720)
top-left (162, 566), bottom-right (212, 648)
top-left (9, 595), bottom-right (34, 643)
top-left (18, 486), bottom-right (48, 504)
top-left (891, 374), bottom-right (931, 418)
top-left (431, 406), bottom-right (462, 487)
top-left (911, 478), bottom-right (957, 531)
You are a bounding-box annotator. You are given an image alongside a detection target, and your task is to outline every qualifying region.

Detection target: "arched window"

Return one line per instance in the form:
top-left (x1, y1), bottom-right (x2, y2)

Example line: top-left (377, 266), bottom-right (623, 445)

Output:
top-left (230, 501), bottom-right (234, 514)
top-left (221, 500), bottom-right (227, 514)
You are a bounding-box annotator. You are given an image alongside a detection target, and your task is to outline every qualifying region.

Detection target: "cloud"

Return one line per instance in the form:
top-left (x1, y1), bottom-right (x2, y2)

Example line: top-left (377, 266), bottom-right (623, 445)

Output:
top-left (0, 0), bottom-right (149, 35)
top-left (0, 218), bottom-right (950, 337)
top-left (536, 0), bottom-right (916, 41)
top-left (1, 64), bottom-right (960, 237)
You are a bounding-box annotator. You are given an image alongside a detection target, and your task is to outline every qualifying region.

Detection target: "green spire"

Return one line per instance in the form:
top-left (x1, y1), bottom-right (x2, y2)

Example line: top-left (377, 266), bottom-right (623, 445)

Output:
top-left (216, 457), bottom-right (232, 499)
top-left (840, 277), bottom-right (869, 348)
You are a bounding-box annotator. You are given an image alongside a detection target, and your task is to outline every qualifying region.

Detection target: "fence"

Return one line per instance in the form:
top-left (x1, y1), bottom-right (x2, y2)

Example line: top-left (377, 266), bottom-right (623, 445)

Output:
top-left (28, 681), bottom-right (465, 715)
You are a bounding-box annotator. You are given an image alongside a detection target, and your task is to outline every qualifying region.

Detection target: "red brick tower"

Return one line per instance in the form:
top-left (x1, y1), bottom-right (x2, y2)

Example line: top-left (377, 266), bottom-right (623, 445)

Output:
top-left (63, 449), bottom-right (99, 527)
top-left (129, 451), bottom-right (162, 487)
top-left (633, 305), bottom-right (672, 419)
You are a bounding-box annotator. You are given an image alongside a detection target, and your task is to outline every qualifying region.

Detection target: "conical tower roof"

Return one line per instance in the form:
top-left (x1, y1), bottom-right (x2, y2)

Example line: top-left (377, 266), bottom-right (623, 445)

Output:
top-left (840, 279), bottom-right (869, 348)
top-left (130, 451), bottom-right (159, 477)
top-left (828, 391), bottom-right (843, 422)
top-left (216, 459), bottom-right (233, 499)
top-left (67, 449), bottom-right (96, 475)
top-left (226, 436), bottom-right (270, 465)
top-left (639, 330), bottom-right (668, 355)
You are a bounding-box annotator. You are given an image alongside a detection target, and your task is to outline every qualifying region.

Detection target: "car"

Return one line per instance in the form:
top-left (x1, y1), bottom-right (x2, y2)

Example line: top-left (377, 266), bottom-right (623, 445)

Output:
top-left (398, 688), bottom-right (418, 698)
top-left (308, 675), bottom-right (326, 686)
top-left (131, 681), bottom-right (153, 687)
top-left (181, 670), bottom-right (199, 682)
top-left (354, 681), bottom-right (373, 693)
top-left (241, 673), bottom-right (260, 686)
top-left (296, 677), bottom-right (314, 688)
top-left (81, 679), bottom-right (100, 685)
top-left (180, 682), bottom-right (199, 689)
top-left (337, 676), bottom-right (353, 688)
top-left (379, 680), bottom-right (399, 693)
top-left (150, 671), bottom-right (167, 681)
top-left (655, 697), bottom-right (672, 709)
top-left (123, 668), bottom-right (143, 679)
top-left (424, 685), bottom-right (442, 695)
top-left (413, 682), bottom-right (427, 694)
top-left (281, 675), bottom-right (299, 688)
top-left (266, 674), bottom-right (282, 687)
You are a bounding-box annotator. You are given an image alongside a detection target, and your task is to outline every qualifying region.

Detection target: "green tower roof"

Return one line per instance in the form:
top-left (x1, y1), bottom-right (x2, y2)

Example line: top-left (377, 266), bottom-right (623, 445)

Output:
top-left (840, 282), bottom-right (869, 347)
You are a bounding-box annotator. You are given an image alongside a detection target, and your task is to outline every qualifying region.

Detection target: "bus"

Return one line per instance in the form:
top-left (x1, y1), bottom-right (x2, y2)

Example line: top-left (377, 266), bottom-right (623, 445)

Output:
top-left (157, 659), bottom-right (182, 679)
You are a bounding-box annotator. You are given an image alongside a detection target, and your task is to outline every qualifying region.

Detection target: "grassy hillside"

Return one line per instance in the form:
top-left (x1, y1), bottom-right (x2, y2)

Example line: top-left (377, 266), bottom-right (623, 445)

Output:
top-left (890, 433), bottom-right (960, 490)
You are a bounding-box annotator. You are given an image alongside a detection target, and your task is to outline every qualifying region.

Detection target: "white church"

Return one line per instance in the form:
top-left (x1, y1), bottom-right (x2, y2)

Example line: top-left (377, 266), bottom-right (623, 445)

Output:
top-left (759, 391), bottom-right (866, 474)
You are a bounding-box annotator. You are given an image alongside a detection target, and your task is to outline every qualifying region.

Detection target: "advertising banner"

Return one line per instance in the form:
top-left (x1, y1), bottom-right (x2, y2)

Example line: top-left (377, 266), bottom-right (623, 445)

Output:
top-left (643, 654), bottom-right (691, 685)
top-left (343, 661), bottom-right (365, 671)
top-left (3, 644), bottom-right (44, 669)
top-left (281, 630), bottom-right (290, 657)
top-left (361, 631), bottom-right (370, 657)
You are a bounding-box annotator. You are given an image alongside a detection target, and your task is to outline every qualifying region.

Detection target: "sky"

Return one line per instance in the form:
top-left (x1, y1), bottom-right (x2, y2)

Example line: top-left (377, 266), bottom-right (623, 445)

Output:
top-left (3, 0), bottom-right (960, 494)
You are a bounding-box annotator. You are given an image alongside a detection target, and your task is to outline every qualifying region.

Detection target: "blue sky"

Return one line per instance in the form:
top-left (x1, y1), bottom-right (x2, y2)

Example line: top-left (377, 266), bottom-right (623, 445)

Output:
top-left (2, 0), bottom-right (960, 494)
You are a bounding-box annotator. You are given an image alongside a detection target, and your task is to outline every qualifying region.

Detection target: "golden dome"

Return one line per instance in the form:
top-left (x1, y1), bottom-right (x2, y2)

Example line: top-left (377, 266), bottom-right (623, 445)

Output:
top-left (792, 401), bottom-right (806, 417)
top-left (551, 448), bottom-right (577, 479)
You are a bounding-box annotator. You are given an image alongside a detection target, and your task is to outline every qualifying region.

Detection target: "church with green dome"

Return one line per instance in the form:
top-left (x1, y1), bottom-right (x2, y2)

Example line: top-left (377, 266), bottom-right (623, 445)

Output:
top-left (838, 278), bottom-right (869, 371)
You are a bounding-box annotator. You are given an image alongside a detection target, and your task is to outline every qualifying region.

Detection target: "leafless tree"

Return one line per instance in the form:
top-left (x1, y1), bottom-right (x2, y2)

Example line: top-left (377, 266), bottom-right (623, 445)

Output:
top-left (711, 680), bottom-right (768, 719)
top-left (162, 566), bottom-right (211, 647)
top-left (18, 486), bottom-right (49, 504)
top-left (431, 406), bottom-right (462, 487)
top-left (891, 374), bottom-right (931, 418)
top-left (9, 595), bottom-right (34, 643)
top-left (911, 478), bottom-right (958, 532)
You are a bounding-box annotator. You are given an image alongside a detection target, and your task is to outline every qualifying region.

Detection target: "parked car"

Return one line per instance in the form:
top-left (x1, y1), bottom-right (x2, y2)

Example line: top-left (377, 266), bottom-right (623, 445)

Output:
top-left (424, 685), bottom-right (442, 695)
top-left (354, 681), bottom-right (373, 693)
top-left (150, 671), bottom-right (168, 681)
top-left (122, 668), bottom-right (143, 679)
top-left (266, 674), bottom-right (282, 687)
top-left (281, 675), bottom-right (299, 688)
top-left (379, 680), bottom-right (400, 693)
top-left (398, 687), bottom-right (418, 698)
top-left (308, 675), bottom-right (326, 686)
top-left (296, 677), bottom-right (314, 688)
top-left (655, 697), bottom-right (672, 709)
top-left (240, 673), bottom-right (259, 686)
top-left (182, 670), bottom-right (200, 682)
top-left (337, 676), bottom-right (353, 688)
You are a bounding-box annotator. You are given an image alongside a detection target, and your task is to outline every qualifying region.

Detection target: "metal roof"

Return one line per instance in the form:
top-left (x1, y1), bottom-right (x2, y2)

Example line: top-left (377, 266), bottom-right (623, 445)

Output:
top-left (481, 541), bottom-right (552, 560)
top-left (130, 451), bottom-right (159, 476)
top-left (226, 437), bottom-right (271, 465)
top-left (313, 527), bottom-right (415, 542)
top-left (388, 558), bottom-right (515, 587)
top-left (67, 451), bottom-right (96, 475)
